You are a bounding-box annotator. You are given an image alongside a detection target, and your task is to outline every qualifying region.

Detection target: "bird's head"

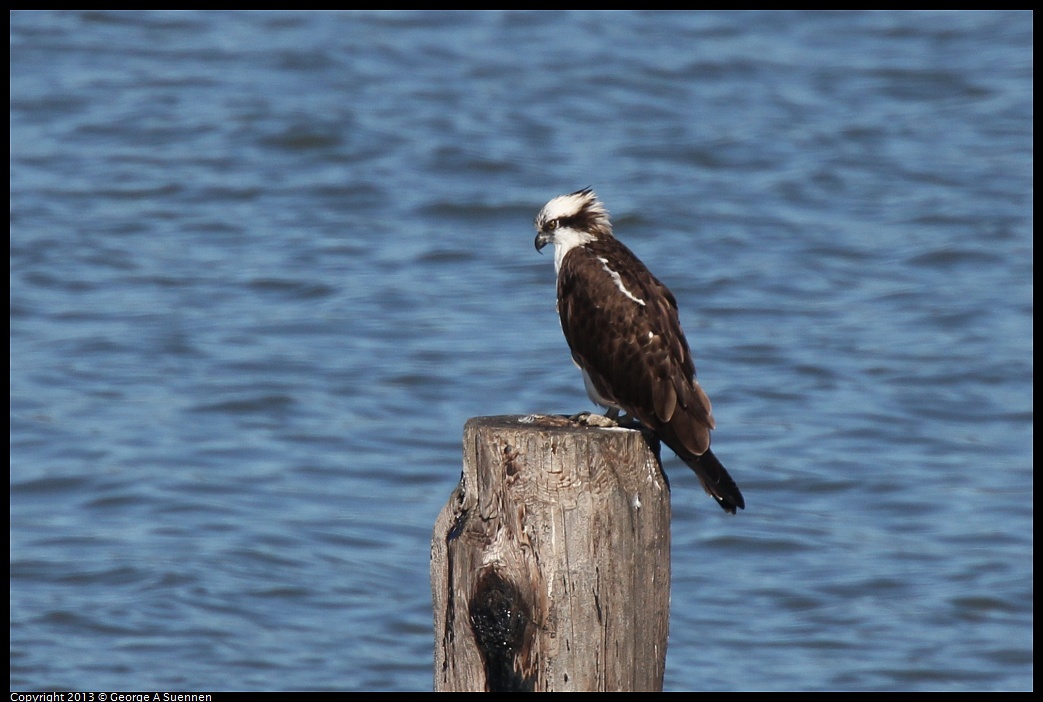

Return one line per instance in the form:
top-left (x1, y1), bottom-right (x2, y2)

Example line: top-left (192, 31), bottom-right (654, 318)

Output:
top-left (534, 188), bottom-right (613, 258)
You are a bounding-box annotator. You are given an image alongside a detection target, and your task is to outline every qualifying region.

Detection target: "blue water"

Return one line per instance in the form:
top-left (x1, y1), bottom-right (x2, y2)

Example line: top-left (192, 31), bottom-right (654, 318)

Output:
top-left (10, 11), bottom-right (1032, 691)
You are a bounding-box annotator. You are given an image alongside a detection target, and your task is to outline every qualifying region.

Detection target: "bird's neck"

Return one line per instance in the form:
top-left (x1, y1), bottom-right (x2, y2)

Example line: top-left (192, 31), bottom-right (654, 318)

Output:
top-left (553, 229), bottom-right (597, 274)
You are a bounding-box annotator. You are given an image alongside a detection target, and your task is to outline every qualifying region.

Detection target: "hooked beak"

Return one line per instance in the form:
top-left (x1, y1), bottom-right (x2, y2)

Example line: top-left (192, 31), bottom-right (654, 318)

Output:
top-left (534, 230), bottom-right (552, 253)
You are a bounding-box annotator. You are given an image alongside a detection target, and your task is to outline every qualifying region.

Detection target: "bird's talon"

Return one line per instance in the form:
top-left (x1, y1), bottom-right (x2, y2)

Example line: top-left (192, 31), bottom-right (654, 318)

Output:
top-left (570, 412), bottom-right (620, 428)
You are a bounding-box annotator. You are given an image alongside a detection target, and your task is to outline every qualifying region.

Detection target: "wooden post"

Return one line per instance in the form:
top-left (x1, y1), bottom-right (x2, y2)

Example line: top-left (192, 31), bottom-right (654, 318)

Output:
top-left (431, 415), bottom-right (671, 692)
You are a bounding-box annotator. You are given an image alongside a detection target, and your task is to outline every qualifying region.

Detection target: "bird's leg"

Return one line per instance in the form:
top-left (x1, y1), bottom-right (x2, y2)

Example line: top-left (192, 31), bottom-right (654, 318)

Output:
top-left (607, 406), bottom-right (640, 424)
top-left (570, 408), bottom-right (624, 428)
top-left (605, 407), bottom-right (642, 429)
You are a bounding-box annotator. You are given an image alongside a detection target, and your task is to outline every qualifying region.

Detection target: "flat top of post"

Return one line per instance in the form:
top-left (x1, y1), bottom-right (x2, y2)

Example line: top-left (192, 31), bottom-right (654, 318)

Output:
top-left (466, 414), bottom-right (643, 435)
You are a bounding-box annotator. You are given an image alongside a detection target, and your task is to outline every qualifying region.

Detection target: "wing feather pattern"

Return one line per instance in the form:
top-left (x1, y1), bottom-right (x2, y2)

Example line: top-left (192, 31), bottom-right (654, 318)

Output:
top-left (557, 237), bottom-right (745, 513)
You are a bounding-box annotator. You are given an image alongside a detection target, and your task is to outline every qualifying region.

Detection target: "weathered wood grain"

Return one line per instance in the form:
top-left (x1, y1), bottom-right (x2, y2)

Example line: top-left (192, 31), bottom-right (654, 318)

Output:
top-left (432, 415), bottom-right (671, 692)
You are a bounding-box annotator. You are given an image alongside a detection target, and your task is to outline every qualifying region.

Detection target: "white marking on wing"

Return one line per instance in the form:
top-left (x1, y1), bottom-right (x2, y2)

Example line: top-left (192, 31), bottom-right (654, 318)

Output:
top-left (597, 257), bottom-right (646, 306)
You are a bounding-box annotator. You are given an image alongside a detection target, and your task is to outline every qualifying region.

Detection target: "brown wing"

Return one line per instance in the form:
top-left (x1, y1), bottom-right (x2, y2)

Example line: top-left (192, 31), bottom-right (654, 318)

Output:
top-left (557, 238), bottom-right (714, 455)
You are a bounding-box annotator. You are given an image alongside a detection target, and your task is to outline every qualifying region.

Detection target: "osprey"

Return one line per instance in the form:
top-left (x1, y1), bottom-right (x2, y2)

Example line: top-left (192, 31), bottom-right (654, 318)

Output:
top-left (534, 188), bottom-right (744, 513)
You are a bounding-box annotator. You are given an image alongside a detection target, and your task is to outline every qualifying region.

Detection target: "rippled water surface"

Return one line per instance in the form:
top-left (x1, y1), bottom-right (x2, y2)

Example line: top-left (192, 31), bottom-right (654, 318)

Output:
top-left (10, 11), bottom-right (1032, 691)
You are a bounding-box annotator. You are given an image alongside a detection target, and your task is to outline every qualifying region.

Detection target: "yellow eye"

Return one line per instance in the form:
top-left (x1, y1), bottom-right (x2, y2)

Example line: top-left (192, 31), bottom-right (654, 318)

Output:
top-left (546, 219), bottom-right (559, 231)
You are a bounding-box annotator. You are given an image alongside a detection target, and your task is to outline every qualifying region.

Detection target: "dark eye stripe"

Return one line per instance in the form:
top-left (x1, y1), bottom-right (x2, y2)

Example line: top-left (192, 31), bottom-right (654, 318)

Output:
top-left (556, 213), bottom-right (589, 230)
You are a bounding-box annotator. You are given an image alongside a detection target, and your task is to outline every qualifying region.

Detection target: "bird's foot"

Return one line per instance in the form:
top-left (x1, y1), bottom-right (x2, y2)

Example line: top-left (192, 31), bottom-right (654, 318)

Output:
top-left (604, 407), bottom-right (642, 428)
top-left (569, 409), bottom-right (644, 429)
top-left (608, 407), bottom-right (644, 429)
top-left (569, 411), bottom-right (620, 428)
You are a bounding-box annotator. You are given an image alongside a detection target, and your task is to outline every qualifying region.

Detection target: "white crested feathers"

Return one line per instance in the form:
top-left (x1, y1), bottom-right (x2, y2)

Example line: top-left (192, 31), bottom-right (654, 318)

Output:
top-left (538, 189), bottom-right (609, 224)
top-left (535, 189), bottom-right (613, 274)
